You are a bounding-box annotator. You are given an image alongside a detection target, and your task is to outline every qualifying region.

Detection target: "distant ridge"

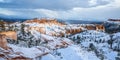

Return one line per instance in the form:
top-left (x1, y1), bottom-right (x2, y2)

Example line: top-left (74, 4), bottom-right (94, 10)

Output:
top-left (0, 17), bottom-right (30, 22)
top-left (65, 20), bottom-right (104, 24)
top-left (108, 19), bottom-right (120, 22)
top-left (0, 16), bottom-right (104, 24)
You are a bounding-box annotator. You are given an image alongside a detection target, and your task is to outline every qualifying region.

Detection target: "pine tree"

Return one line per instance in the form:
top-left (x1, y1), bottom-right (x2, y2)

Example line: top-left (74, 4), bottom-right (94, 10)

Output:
top-left (108, 35), bottom-right (114, 49)
top-left (0, 20), bottom-right (5, 31)
top-left (21, 23), bottom-right (25, 35)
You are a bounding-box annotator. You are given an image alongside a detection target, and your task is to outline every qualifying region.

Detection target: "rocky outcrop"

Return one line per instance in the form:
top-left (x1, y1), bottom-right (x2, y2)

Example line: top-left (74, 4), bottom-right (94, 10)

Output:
top-left (0, 34), bottom-right (8, 50)
top-left (25, 18), bottom-right (64, 26)
top-left (66, 27), bottom-right (83, 35)
top-left (0, 31), bottom-right (17, 40)
top-left (96, 24), bottom-right (105, 32)
top-left (8, 56), bottom-right (32, 60)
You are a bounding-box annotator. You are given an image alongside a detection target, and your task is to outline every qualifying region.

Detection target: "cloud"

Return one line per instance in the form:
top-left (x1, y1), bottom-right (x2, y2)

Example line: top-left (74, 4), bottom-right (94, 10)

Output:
top-left (89, 0), bottom-right (98, 6)
top-left (0, 0), bottom-right (113, 10)
top-left (34, 0), bottom-right (120, 20)
top-left (0, 0), bottom-right (4, 2)
top-left (35, 9), bottom-right (58, 18)
top-left (0, 0), bottom-right (11, 3)
top-left (0, 0), bottom-right (119, 20)
top-left (0, 8), bottom-right (16, 15)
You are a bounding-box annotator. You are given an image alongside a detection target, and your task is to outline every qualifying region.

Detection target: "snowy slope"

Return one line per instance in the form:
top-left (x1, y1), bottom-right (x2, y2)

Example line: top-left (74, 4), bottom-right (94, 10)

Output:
top-left (41, 45), bottom-right (99, 60)
top-left (70, 30), bottom-right (119, 60)
top-left (112, 32), bottom-right (120, 51)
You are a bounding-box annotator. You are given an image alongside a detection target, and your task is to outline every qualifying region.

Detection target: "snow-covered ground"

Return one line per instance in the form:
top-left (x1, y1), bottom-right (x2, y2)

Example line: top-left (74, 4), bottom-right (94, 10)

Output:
top-left (0, 30), bottom-right (118, 60)
top-left (41, 45), bottom-right (99, 60)
top-left (0, 21), bottom-right (120, 60)
top-left (70, 30), bottom-right (120, 60)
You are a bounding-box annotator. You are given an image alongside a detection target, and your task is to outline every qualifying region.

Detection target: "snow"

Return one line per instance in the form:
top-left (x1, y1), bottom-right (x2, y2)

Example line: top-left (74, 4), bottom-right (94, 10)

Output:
top-left (70, 30), bottom-right (119, 60)
top-left (42, 45), bottom-right (99, 60)
top-left (1, 21), bottom-right (120, 60)
top-left (8, 44), bottom-right (50, 58)
top-left (0, 58), bottom-right (4, 60)
top-left (106, 21), bottom-right (120, 25)
top-left (41, 54), bottom-right (57, 60)
top-left (71, 30), bottom-right (110, 43)
top-left (104, 51), bottom-right (118, 60)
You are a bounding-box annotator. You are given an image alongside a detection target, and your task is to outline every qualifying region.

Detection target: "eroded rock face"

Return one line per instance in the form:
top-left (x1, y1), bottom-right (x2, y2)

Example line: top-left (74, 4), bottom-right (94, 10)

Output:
top-left (66, 28), bottom-right (82, 35)
top-left (85, 25), bottom-right (96, 30)
top-left (0, 31), bottom-right (17, 40)
top-left (0, 31), bottom-right (17, 50)
top-left (8, 56), bottom-right (32, 60)
top-left (25, 18), bottom-right (64, 26)
top-left (0, 34), bottom-right (8, 50)
top-left (96, 25), bottom-right (105, 32)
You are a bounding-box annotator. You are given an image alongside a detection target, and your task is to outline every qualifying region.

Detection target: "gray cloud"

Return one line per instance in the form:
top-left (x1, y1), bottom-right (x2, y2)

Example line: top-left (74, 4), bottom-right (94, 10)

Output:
top-left (0, 0), bottom-right (119, 20)
top-left (0, 0), bottom-right (113, 10)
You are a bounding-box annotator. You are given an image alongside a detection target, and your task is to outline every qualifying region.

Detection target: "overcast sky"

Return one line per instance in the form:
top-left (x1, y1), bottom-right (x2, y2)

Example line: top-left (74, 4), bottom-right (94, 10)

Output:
top-left (0, 0), bottom-right (120, 20)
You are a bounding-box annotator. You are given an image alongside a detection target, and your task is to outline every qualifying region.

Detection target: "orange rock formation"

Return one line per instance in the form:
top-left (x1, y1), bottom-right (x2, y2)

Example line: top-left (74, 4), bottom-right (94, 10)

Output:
top-left (0, 31), bottom-right (17, 40)
top-left (0, 34), bottom-right (8, 50)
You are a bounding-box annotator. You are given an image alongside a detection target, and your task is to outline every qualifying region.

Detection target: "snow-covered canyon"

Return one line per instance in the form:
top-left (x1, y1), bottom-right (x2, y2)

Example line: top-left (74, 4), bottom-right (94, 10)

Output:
top-left (0, 19), bottom-right (120, 60)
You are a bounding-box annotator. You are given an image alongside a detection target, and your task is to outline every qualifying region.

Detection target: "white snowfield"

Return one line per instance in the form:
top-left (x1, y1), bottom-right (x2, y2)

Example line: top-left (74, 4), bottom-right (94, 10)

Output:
top-left (4, 45), bottom-right (100, 60)
top-left (41, 45), bottom-right (99, 60)
top-left (8, 44), bottom-right (50, 58)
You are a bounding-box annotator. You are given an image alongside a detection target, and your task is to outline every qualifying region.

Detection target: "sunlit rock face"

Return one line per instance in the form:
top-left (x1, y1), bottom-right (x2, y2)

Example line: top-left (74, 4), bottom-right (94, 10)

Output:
top-left (22, 18), bottom-right (106, 37)
top-left (96, 25), bottom-right (105, 32)
top-left (0, 31), bottom-right (17, 50)
top-left (0, 31), bottom-right (17, 40)
top-left (0, 34), bottom-right (8, 50)
top-left (24, 18), bottom-right (64, 26)
top-left (0, 18), bottom-right (105, 37)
